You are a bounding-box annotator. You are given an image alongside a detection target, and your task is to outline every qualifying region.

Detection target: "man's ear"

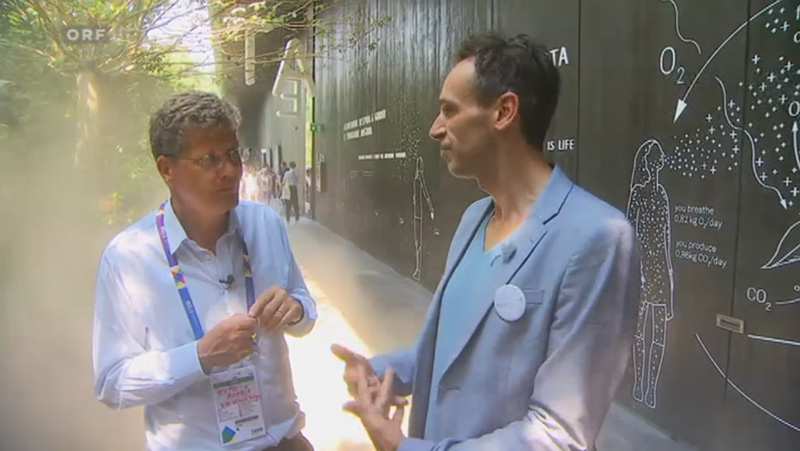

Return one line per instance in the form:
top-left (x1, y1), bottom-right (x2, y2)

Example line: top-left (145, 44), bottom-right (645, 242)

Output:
top-left (493, 92), bottom-right (520, 132)
top-left (156, 155), bottom-right (175, 186)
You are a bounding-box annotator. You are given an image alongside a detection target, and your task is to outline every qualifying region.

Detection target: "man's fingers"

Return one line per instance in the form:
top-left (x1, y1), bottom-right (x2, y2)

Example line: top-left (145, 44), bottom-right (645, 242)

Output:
top-left (391, 404), bottom-right (405, 425)
top-left (376, 367), bottom-right (395, 410)
top-left (331, 344), bottom-right (358, 363)
top-left (392, 396), bottom-right (408, 407)
top-left (354, 366), bottom-right (375, 403)
top-left (248, 286), bottom-right (281, 318)
top-left (262, 296), bottom-right (292, 331)
top-left (263, 313), bottom-right (283, 332)
top-left (266, 300), bottom-right (301, 332)
top-left (236, 315), bottom-right (258, 330)
top-left (342, 400), bottom-right (360, 415)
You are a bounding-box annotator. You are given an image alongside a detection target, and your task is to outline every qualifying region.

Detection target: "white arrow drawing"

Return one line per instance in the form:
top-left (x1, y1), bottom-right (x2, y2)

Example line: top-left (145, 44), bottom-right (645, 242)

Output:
top-left (793, 121), bottom-right (799, 173)
top-left (716, 77), bottom-right (788, 209)
top-left (673, 0), bottom-right (784, 122)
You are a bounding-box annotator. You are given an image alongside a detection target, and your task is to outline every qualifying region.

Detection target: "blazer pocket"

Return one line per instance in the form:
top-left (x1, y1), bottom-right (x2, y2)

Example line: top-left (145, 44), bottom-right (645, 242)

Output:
top-left (523, 288), bottom-right (545, 306)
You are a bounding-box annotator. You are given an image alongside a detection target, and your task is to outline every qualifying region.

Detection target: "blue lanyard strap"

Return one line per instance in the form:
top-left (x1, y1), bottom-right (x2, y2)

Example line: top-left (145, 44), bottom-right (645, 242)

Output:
top-left (156, 201), bottom-right (255, 340)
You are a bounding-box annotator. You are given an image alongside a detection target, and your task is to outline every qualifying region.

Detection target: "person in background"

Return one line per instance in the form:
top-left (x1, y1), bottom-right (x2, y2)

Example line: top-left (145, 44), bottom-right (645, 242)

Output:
top-left (92, 91), bottom-right (317, 451)
top-left (334, 33), bottom-right (640, 451)
top-left (272, 165), bottom-right (282, 202)
top-left (258, 165), bottom-right (273, 204)
top-left (245, 166), bottom-right (260, 202)
top-left (282, 161), bottom-right (300, 224)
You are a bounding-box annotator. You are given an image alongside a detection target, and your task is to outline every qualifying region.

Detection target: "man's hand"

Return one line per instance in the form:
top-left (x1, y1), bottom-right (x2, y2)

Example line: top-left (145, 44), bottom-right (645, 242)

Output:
top-left (249, 286), bottom-right (304, 332)
top-left (331, 344), bottom-right (379, 396)
top-left (197, 314), bottom-right (258, 374)
top-left (344, 367), bottom-right (407, 451)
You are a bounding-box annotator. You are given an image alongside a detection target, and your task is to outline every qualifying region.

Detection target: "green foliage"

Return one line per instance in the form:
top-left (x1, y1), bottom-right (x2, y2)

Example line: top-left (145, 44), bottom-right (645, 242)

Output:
top-left (0, 0), bottom-right (214, 227)
top-left (0, 0), bottom-right (393, 227)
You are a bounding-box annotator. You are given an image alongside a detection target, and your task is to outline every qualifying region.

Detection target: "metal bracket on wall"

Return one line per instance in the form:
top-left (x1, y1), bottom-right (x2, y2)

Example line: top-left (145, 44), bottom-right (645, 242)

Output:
top-left (716, 314), bottom-right (745, 334)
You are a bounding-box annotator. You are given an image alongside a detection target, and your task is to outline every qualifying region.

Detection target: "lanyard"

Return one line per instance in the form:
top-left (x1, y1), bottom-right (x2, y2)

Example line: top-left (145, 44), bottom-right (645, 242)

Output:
top-left (156, 201), bottom-right (256, 340)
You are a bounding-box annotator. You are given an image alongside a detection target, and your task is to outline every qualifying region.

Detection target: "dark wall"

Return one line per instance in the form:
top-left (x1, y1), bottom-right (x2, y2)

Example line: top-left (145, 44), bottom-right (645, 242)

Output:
top-left (311, 0), bottom-right (800, 449)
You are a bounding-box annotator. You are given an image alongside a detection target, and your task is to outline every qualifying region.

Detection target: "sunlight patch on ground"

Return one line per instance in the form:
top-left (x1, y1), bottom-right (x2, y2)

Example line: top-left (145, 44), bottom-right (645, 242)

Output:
top-left (287, 267), bottom-right (409, 451)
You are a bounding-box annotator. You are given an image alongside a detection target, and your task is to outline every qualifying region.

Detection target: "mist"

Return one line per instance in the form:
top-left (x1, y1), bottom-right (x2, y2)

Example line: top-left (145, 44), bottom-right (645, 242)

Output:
top-left (0, 139), bottom-right (160, 450)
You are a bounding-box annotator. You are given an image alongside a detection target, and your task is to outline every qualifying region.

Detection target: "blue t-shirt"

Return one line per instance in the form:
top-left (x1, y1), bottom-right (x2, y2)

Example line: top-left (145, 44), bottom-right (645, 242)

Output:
top-left (426, 211), bottom-right (499, 437)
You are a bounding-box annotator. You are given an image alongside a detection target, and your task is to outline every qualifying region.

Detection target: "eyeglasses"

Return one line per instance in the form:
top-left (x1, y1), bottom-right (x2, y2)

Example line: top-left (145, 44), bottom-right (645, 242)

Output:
top-left (181, 147), bottom-right (250, 170)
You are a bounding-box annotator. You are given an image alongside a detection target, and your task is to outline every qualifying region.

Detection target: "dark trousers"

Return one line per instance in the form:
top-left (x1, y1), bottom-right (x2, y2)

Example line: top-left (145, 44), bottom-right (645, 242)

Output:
top-left (262, 432), bottom-right (314, 451)
top-left (284, 186), bottom-right (300, 222)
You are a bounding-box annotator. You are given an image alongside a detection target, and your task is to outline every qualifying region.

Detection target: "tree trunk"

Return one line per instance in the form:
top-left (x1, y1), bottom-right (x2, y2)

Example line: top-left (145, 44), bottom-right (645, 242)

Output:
top-left (74, 70), bottom-right (100, 169)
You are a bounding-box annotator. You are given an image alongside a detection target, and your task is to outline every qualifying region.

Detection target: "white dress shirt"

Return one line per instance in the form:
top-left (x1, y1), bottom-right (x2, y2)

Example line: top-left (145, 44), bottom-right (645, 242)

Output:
top-left (283, 169), bottom-right (298, 187)
top-left (92, 200), bottom-right (317, 450)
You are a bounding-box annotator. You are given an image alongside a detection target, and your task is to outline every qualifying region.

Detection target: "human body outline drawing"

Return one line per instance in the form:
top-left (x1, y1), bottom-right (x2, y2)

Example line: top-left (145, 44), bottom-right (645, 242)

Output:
top-left (412, 155), bottom-right (435, 281)
top-left (627, 139), bottom-right (675, 409)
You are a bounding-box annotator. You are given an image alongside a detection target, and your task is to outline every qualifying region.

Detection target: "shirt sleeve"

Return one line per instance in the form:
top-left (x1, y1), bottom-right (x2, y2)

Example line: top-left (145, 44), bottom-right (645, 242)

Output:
top-left (92, 252), bottom-right (208, 410)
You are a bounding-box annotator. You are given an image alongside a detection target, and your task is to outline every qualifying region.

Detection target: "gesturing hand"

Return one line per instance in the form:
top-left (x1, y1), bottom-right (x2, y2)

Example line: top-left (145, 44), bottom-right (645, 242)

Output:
top-left (344, 367), bottom-right (407, 451)
top-left (332, 344), bottom-right (408, 408)
top-left (248, 286), bottom-right (304, 332)
top-left (197, 314), bottom-right (258, 374)
top-left (331, 344), bottom-right (378, 396)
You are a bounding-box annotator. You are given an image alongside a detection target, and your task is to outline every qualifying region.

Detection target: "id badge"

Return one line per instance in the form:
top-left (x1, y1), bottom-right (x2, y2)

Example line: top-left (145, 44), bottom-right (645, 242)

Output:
top-left (211, 363), bottom-right (267, 446)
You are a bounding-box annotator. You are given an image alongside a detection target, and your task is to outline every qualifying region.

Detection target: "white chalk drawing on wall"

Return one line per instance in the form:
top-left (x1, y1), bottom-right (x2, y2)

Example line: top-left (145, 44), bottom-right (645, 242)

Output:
top-left (412, 156), bottom-right (434, 281)
top-left (657, 0), bottom-right (800, 316)
top-left (672, 0), bottom-right (785, 123)
top-left (660, 0), bottom-right (702, 55)
top-left (628, 139), bottom-right (675, 409)
top-left (716, 73), bottom-right (800, 270)
top-left (645, 0), bottom-right (800, 434)
top-left (763, 220), bottom-right (800, 268)
top-left (745, 284), bottom-right (800, 312)
top-left (695, 332), bottom-right (800, 433)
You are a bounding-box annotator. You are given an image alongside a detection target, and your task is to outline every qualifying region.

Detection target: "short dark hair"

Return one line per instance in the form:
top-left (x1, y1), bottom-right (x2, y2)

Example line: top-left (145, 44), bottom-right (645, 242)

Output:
top-left (289, 161), bottom-right (296, 168)
top-left (149, 91), bottom-right (240, 159)
top-left (456, 33), bottom-right (560, 149)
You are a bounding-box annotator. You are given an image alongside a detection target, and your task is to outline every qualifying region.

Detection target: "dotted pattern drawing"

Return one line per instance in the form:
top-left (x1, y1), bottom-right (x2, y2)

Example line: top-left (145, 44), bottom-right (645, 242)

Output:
top-left (392, 92), bottom-right (434, 281)
top-left (628, 139), bottom-right (675, 409)
top-left (413, 156), bottom-right (434, 281)
top-left (665, 106), bottom-right (741, 178)
top-left (393, 95), bottom-right (424, 182)
top-left (736, 48), bottom-right (799, 209)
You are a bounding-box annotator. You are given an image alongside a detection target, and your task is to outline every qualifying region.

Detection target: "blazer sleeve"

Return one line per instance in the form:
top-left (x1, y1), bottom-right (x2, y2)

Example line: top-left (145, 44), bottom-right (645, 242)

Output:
top-left (399, 217), bottom-right (641, 451)
top-left (370, 350), bottom-right (417, 398)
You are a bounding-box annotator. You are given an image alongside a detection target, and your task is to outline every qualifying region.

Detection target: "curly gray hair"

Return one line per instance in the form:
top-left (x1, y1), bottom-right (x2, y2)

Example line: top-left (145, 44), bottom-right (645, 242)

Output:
top-left (149, 91), bottom-right (241, 159)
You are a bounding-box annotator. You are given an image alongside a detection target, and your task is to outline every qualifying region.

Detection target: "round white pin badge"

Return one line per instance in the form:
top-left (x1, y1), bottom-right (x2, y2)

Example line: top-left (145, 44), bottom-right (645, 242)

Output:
top-left (494, 284), bottom-right (526, 322)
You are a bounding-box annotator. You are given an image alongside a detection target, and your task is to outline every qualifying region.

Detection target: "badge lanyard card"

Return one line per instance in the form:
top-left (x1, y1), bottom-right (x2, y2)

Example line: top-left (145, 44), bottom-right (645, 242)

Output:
top-left (156, 202), bottom-right (267, 446)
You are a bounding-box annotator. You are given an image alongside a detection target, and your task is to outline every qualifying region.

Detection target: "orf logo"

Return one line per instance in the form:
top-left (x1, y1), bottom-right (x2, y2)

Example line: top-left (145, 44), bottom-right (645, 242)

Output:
top-left (64, 26), bottom-right (109, 44)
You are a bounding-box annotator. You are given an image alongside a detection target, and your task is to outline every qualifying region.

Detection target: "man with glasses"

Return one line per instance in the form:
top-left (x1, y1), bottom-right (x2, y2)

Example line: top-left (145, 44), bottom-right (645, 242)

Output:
top-left (92, 91), bottom-right (317, 451)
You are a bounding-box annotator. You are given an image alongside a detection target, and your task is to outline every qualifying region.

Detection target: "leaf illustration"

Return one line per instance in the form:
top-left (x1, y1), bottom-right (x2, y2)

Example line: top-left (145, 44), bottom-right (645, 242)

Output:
top-left (762, 219), bottom-right (800, 270)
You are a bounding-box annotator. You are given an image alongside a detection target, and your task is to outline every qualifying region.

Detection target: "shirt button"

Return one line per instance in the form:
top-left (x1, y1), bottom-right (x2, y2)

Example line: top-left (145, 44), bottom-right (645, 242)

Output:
top-left (205, 253), bottom-right (213, 260)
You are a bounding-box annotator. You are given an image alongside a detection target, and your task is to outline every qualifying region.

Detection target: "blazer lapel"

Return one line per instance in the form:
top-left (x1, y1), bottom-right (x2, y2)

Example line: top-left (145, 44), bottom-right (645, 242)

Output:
top-left (410, 198), bottom-right (491, 438)
top-left (435, 166), bottom-right (575, 385)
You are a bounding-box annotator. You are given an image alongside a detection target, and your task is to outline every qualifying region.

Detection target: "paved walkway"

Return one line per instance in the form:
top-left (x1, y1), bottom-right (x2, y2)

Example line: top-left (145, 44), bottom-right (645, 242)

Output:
top-left (0, 197), bottom-right (693, 450)
top-left (286, 217), bottom-right (696, 451)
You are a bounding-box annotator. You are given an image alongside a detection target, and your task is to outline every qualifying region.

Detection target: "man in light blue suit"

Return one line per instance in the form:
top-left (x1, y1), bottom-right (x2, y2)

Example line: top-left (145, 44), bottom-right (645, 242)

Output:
top-left (334, 33), bottom-right (640, 451)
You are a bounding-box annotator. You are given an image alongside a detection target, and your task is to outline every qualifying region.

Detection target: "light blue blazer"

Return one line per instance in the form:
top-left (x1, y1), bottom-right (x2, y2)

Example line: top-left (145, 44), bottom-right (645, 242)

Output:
top-left (371, 166), bottom-right (641, 451)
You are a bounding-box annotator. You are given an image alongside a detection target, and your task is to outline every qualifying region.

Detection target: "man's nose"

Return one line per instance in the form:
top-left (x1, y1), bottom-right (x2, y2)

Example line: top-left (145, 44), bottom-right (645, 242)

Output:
top-left (429, 114), bottom-right (445, 141)
top-left (221, 156), bottom-right (242, 178)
